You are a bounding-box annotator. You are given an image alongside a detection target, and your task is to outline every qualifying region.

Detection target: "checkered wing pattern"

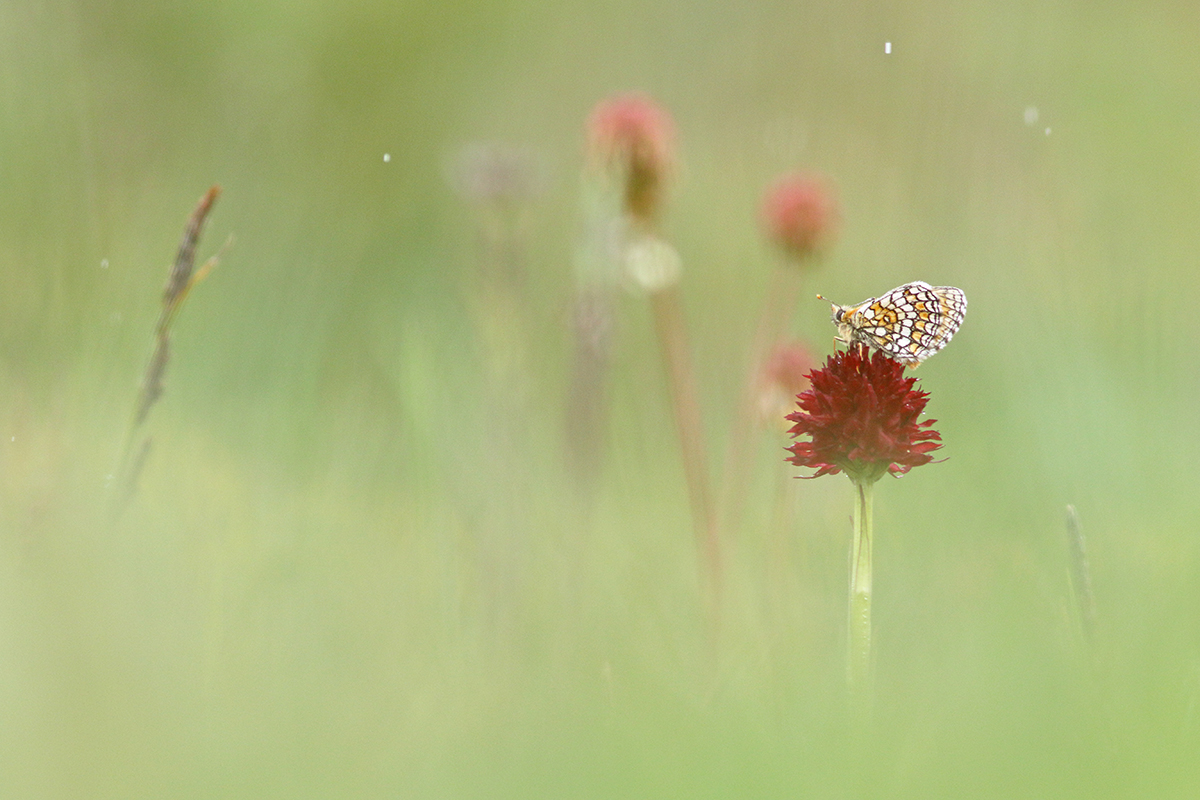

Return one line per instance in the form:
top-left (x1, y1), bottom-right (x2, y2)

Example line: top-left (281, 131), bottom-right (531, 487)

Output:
top-left (834, 281), bottom-right (966, 364)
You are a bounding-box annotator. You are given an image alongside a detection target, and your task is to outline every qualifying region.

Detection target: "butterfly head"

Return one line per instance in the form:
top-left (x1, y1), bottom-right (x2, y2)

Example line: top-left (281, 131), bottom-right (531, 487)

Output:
top-left (817, 293), bottom-right (857, 345)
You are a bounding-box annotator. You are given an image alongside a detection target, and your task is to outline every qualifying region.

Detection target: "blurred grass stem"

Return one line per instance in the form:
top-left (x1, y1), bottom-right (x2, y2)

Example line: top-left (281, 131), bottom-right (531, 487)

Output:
top-left (1065, 504), bottom-right (1095, 647)
top-left (113, 186), bottom-right (223, 509)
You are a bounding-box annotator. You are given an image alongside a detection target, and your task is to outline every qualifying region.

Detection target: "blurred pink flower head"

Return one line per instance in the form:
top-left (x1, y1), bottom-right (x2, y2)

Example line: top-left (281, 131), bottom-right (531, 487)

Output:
top-left (761, 173), bottom-right (839, 261)
top-left (587, 93), bottom-right (676, 224)
top-left (757, 340), bottom-right (815, 428)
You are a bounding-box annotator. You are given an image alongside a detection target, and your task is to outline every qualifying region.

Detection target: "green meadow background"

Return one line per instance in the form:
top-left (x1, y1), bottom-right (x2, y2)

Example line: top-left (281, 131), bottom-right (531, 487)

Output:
top-left (3, 1), bottom-right (1198, 797)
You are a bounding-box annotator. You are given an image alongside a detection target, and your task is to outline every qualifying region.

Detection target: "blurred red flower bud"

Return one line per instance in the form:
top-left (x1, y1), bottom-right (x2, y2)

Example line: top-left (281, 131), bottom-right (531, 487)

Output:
top-left (761, 173), bottom-right (838, 261)
top-left (587, 93), bottom-right (675, 225)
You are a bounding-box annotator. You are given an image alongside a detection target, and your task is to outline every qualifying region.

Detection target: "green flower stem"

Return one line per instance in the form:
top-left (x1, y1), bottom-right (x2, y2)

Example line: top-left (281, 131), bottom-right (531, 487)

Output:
top-left (848, 477), bottom-right (874, 698)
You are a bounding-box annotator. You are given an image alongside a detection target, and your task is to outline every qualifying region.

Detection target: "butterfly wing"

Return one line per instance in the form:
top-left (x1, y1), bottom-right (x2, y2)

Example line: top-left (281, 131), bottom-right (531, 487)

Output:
top-left (910, 285), bottom-right (966, 361)
top-left (838, 281), bottom-right (966, 364)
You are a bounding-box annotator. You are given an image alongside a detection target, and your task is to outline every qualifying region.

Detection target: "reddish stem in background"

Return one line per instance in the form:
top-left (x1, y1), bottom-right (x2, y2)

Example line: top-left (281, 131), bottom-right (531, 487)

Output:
top-left (650, 286), bottom-right (722, 606)
top-left (719, 262), bottom-right (804, 535)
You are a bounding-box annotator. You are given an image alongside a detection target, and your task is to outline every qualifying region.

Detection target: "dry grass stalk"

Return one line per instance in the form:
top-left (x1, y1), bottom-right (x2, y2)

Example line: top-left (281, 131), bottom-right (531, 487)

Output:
top-left (114, 186), bottom-right (224, 507)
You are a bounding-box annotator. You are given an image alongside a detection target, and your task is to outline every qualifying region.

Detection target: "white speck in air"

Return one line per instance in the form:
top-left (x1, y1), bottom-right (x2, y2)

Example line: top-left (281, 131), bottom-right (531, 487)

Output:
top-left (383, 153), bottom-right (391, 163)
top-left (1045, 127), bottom-right (1052, 135)
top-left (884, 42), bottom-right (891, 54)
top-left (1024, 106), bottom-right (1039, 126)
top-left (101, 258), bottom-right (109, 268)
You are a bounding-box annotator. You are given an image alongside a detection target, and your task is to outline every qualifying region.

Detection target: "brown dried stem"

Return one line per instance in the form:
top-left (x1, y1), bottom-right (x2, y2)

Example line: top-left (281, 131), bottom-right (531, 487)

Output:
top-left (114, 186), bottom-right (223, 507)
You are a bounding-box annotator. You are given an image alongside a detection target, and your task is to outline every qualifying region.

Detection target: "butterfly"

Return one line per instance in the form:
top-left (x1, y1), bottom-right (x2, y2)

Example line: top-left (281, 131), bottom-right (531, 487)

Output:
top-left (819, 281), bottom-right (967, 365)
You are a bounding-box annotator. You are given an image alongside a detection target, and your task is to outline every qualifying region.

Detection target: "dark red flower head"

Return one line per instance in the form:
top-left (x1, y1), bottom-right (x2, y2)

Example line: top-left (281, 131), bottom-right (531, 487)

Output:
top-left (785, 344), bottom-right (942, 483)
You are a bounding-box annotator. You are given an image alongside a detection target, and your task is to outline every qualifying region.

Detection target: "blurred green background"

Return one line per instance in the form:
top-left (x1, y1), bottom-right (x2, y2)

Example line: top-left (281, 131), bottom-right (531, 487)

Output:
top-left (3, 0), bottom-right (1199, 797)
